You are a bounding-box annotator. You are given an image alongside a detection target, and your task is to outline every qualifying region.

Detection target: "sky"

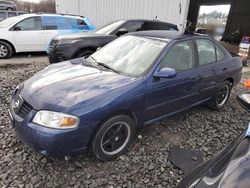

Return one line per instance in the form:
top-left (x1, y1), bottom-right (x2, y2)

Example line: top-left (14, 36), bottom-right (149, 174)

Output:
top-left (199, 5), bottom-right (231, 14)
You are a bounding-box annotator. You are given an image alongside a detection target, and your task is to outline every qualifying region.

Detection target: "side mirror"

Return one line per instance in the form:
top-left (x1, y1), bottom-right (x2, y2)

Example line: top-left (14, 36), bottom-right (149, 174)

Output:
top-left (14, 26), bottom-right (21, 31)
top-left (116, 28), bottom-right (128, 36)
top-left (237, 93), bottom-right (250, 112)
top-left (154, 68), bottom-right (177, 79)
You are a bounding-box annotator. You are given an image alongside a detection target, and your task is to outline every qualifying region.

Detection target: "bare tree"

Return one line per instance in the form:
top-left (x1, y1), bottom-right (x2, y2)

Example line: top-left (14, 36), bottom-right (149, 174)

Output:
top-left (10, 0), bottom-right (56, 13)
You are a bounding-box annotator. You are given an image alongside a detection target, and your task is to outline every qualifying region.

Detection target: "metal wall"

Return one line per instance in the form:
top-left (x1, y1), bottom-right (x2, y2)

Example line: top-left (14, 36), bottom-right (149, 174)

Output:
top-left (56, 0), bottom-right (190, 31)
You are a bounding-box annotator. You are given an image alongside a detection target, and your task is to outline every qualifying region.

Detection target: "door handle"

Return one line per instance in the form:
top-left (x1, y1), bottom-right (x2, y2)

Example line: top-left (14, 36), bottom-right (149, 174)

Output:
top-left (222, 67), bottom-right (228, 71)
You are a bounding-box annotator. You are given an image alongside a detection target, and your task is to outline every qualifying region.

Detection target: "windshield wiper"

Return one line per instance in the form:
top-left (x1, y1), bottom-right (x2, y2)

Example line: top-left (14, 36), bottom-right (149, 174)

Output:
top-left (88, 56), bottom-right (120, 73)
top-left (96, 62), bottom-right (120, 73)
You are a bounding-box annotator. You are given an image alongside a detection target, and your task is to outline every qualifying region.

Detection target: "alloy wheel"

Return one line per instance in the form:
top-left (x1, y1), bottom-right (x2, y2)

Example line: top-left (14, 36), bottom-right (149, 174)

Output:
top-left (101, 122), bottom-right (131, 155)
top-left (0, 44), bottom-right (8, 58)
top-left (216, 85), bottom-right (230, 107)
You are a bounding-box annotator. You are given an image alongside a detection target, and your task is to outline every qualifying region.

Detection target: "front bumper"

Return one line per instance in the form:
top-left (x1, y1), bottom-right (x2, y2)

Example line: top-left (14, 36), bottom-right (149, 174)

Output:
top-left (8, 94), bottom-right (90, 157)
top-left (47, 44), bottom-right (75, 64)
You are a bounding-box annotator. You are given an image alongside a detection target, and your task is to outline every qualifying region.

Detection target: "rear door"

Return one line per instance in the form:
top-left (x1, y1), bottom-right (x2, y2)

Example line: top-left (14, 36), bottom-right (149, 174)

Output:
top-left (194, 38), bottom-right (223, 100)
top-left (12, 16), bottom-right (47, 52)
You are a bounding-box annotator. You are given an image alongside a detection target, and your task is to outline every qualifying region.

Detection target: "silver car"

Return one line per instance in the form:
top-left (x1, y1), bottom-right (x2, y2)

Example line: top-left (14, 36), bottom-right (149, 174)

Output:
top-left (0, 1), bottom-right (17, 11)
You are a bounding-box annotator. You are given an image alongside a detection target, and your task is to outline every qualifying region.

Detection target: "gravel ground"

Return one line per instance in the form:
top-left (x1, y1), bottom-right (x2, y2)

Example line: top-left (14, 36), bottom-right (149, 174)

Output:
top-left (0, 62), bottom-right (249, 188)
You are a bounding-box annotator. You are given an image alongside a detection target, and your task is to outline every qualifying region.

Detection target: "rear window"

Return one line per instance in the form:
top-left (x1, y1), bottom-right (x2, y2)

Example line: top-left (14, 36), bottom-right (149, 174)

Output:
top-left (141, 22), bottom-right (178, 31)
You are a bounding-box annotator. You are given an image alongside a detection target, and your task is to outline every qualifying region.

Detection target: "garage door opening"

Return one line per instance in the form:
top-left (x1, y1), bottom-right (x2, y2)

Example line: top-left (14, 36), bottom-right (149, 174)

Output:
top-left (196, 4), bottom-right (231, 40)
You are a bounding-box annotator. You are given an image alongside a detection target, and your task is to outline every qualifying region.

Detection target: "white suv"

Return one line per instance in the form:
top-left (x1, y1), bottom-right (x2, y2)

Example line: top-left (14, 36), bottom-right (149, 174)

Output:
top-left (0, 13), bottom-right (95, 59)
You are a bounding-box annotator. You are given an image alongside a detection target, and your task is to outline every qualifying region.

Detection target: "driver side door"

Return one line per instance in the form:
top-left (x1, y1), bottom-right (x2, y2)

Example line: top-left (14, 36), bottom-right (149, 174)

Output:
top-left (145, 40), bottom-right (200, 124)
top-left (12, 16), bottom-right (47, 52)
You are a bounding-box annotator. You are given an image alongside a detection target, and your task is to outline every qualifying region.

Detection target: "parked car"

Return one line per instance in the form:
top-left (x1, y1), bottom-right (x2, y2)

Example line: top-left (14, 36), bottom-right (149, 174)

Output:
top-left (9, 31), bottom-right (242, 161)
top-left (0, 10), bottom-right (26, 22)
top-left (0, 1), bottom-right (17, 11)
top-left (0, 13), bottom-right (95, 59)
top-left (178, 92), bottom-right (250, 188)
top-left (47, 19), bottom-right (179, 63)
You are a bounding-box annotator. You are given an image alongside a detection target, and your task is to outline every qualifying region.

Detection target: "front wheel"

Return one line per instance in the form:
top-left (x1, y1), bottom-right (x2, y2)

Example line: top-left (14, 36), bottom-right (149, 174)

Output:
top-left (91, 115), bottom-right (136, 161)
top-left (207, 81), bottom-right (232, 110)
top-left (0, 41), bottom-right (13, 59)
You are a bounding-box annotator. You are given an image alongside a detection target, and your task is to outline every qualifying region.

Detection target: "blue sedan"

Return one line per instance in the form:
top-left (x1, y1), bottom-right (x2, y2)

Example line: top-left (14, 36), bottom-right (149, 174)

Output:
top-left (9, 31), bottom-right (242, 161)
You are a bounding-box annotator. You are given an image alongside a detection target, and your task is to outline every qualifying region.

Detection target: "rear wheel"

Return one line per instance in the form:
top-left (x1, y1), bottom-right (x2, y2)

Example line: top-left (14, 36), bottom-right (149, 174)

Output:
top-left (207, 81), bottom-right (232, 110)
top-left (91, 115), bottom-right (136, 161)
top-left (6, 7), bottom-right (13, 11)
top-left (76, 49), bottom-right (95, 58)
top-left (0, 41), bottom-right (13, 59)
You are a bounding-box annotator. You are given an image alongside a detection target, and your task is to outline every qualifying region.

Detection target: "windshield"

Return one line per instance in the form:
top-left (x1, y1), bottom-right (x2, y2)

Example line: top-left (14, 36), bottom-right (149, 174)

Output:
top-left (89, 36), bottom-right (167, 76)
top-left (0, 17), bottom-right (17, 28)
top-left (95, 20), bottom-right (124, 35)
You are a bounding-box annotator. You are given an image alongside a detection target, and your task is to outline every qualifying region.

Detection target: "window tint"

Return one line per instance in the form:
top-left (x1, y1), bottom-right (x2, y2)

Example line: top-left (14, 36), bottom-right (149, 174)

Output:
top-left (160, 40), bottom-right (194, 72)
top-left (16, 17), bottom-right (42, 31)
top-left (43, 16), bottom-right (57, 30)
top-left (196, 39), bottom-right (216, 65)
top-left (56, 17), bottom-right (71, 30)
top-left (141, 22), bottom-right (178, 31)
top-left (121, 21), bottom-right (143, 32)
top-left (77, 19), bottom-right (89, 30)
top-left (216, 45), bottom-right (225, 61)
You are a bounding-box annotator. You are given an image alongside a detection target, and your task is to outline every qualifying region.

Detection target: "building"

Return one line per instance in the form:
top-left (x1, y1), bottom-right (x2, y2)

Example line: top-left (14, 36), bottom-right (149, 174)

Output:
top-left (56, 0), bottom-right (250, 37)
top-left (55, 0), bottom-right (190, 31)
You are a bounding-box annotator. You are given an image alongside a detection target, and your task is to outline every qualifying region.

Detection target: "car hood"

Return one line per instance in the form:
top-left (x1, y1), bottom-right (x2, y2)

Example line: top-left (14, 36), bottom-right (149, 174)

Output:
top-left (54, 32), bottom-right (109, 40)
top-left (21, 59), bottom-right (138, 112)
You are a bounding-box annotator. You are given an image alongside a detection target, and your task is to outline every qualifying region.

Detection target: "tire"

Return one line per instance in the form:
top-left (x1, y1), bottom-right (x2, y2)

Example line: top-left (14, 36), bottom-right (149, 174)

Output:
top-left (0, 41), bottom-right (13, 59)
top-left (76, 49), bottom-right (95, 58)
top-left (207, 81), bottom-right (232, 110)
top-left (6, 7), bottom-right (13, 11)
top-left (91, 115), bottom-right (136, 161)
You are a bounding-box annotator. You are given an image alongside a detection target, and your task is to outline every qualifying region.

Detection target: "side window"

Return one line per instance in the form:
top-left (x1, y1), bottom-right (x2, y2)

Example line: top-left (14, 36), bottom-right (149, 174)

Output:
top-left (121, 21), bottom-right (143, 32)
top-left (57, 17), bottom-right (71, 30)
top-left (160, 40), bottom-right (195, 72)
top-left (196, 39), bottom-right (216, 65)
top-left (43, 16), bottom-right (57, 30)
top-left (77, 19), bottom-right (89, 30)
top-left (15, 17), bottom-right (42, 31)
top-left (216, 45), bottom-right (225, 61)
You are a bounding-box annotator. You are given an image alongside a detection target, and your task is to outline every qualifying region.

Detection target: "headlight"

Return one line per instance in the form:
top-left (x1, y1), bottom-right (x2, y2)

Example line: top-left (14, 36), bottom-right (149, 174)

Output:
top-left (58, 39), bottom-right (82, 45)
top-left (33, 110), bottom-right (79, 129)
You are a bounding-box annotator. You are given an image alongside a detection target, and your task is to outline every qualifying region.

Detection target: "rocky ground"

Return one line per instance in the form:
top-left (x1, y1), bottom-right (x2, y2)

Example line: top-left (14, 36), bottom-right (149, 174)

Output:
top-left (0, 62), bottom-right (249, 188)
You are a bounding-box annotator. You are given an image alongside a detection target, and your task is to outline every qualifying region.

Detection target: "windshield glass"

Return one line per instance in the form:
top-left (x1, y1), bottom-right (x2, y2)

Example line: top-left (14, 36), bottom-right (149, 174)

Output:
top-left (0, 17), bottom-right (17, 28)
top-left (95, 20), bottom-right (124, 35)
top-left (89, 36), bottom-right (167, 76)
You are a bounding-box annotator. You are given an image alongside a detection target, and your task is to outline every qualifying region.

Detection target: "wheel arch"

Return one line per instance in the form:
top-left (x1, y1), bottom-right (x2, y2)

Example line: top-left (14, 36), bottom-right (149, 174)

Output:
top-left (87, 109), bottom-right (138, 148)
top-left (0, 39), bottom-right (16, 53)
top-left (73, 46), bottom-right (97, 58)
top-left (225, 78), bottom-right (234, 86)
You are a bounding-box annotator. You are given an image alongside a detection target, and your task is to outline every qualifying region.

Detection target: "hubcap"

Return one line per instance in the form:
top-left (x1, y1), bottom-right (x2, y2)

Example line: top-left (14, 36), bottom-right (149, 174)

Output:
top-left (0, 44), bottom-right (8, 57)
top-left (217, 85), bottom-right (230, 106)
top-left (101, 122), bottom-right (130, 155)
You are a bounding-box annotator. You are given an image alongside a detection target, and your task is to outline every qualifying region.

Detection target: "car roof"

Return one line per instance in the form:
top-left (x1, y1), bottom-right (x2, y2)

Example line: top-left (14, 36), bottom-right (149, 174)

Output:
top-left (13, 13), bottom-right (83, 20)
top-left (128, 30), bottom-right (211, 42)
top-left (119, 19), bottom-right (177, 27)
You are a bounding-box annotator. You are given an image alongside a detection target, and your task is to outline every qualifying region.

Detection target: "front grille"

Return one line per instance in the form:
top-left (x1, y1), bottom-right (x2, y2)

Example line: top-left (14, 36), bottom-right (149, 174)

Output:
top-left (16, 101), bottom-right (33, 119)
